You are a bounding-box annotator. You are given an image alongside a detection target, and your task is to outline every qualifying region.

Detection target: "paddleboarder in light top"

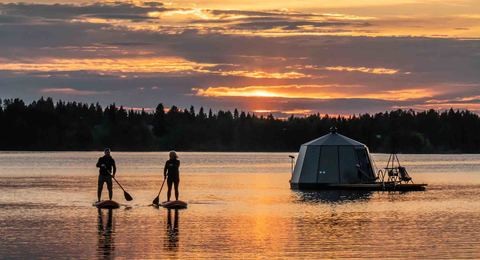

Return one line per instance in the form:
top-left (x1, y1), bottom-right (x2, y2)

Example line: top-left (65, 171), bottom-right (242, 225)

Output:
top-left (164, 151), bottom-right (180, 201)
top-left (96, 148), bottom-right (117, 202)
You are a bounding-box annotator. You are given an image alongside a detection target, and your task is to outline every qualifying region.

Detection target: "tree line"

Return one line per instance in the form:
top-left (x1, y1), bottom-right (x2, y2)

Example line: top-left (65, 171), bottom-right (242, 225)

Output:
top-left (0, 97), bottom-right (479, 153)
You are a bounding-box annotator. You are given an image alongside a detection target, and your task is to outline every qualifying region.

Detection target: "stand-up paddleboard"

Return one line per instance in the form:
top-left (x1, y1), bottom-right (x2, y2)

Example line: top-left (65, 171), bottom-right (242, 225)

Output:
top-left (160, 200), bottom-right (188, 209)
top-left (93, 200), bottom-right (120, 209)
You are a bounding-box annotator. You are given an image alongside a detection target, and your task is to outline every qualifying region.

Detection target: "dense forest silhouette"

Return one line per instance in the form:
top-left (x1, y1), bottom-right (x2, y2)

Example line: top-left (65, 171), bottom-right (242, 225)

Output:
top-left (0, 97), bottom-right (479, 153)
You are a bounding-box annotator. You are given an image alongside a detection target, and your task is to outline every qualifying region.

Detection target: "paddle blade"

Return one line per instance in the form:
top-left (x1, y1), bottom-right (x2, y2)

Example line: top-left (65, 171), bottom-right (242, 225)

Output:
top-left (124, 191), bottom-right (133, 201)
top-left (152, 196), bottom-right (160, 205)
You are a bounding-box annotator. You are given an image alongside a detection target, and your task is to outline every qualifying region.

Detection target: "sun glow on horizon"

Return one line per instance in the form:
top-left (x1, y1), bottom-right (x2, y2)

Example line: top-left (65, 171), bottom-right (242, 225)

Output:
top-left (194, 85), bottom-right (436, 101)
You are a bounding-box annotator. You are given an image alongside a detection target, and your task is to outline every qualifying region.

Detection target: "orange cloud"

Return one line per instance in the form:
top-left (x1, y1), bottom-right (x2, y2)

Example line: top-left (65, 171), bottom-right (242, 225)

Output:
top-left (252, 109), bottom-right (276, 113)
top-left (217, 70), bottom-right (309, 79)
top-left (459, 95), bottom-right (480, 102)
top-left (283, 109), bottom-right (313, 115)
top-left (0, 58), bottom-right (307, 79)
top-left (0, 57), bottom-right (217, 73)
top-left (6, 1), bottom-right (480, 39)
top-left (99, 8), bottom-right (480, 38)
top-left (40, 88), bottom-right (107, 96)
top-left (194, 85), bottom-right (436, 101)
top-left (394, 103), bottom-right (480, 113)
top-left (324, 66), bottom-right (399, 75)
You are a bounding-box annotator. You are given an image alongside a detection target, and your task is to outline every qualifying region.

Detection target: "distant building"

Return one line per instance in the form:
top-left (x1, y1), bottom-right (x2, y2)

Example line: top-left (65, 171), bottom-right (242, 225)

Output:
top-left (290, 128), bottom-right (377, 189)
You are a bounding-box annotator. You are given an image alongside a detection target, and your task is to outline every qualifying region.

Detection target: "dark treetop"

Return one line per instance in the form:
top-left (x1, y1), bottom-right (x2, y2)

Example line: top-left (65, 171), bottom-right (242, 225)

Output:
top-left (1, 97), bottom-right (479, 153)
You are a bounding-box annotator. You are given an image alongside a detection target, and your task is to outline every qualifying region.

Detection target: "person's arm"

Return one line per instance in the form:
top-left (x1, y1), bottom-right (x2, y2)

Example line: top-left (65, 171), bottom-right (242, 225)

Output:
top-left (96, 158), bottom-right (102, 168)
top-left (164, 161), bottom-right (168, 178)
top-left (112, 159), bottom-right (116, 177)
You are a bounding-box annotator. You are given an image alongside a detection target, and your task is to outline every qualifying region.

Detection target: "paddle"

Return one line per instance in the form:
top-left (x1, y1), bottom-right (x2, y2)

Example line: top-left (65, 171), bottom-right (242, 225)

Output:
top-left (152, 177), bottom-right (167, 205)
top-left (112, 176), bottom-right (133, 201)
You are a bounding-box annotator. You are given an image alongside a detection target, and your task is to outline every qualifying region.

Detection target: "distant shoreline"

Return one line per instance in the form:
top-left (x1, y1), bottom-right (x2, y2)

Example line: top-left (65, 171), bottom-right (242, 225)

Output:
top-left (2, 97), bottom-right (480, 153)
top-left (0, 149), bottom-right (477, 154)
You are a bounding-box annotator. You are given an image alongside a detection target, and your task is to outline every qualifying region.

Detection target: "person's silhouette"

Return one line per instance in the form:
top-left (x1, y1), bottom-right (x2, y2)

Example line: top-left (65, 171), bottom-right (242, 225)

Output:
top-left (96, 148), bottom-right (116, 202)
top-left (164, 151), bottom-right (180, 201)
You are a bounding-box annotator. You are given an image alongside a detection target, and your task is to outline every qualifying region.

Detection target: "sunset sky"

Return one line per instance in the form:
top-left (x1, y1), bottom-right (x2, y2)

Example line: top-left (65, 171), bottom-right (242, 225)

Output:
top-left (1, 0), bottom-right (479, 116)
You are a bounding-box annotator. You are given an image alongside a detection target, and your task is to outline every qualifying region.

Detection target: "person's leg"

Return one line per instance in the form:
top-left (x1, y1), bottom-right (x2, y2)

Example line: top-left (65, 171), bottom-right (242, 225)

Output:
top-left (174, 179), bottom-right (179, 201)
top-left (167, 178), bottom-right (173, 201)
top-left (97, 176), bottom-right (104, 201)
top-left (106, 177), bottom-right (113, 200)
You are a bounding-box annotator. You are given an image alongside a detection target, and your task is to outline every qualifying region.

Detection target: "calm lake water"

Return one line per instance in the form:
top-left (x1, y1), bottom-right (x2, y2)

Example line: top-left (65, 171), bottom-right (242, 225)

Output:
top-left (1, 152), bottom-right (480, 259)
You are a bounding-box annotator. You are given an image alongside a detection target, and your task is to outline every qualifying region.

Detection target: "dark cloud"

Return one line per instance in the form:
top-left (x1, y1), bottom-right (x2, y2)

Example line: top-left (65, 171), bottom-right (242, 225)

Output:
top-left (81, 13), bottom-right (154, 20)
top-left (0, 2), bottom-right (165, 20)
top-left (207, 9), bottom-right (329, 19)
top-left (190, 9), bottom-right (371, 33)
top-left (231, 20), bottom-right (351, 30)
top-left (208, 10), bottom-right (286, 17)
top-left (0, 14), bottom-right (35, 24)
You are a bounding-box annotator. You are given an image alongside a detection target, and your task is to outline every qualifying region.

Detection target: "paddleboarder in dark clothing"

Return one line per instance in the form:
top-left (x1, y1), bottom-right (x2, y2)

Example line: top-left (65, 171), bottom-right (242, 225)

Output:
top-left (96, 148), bottom-right (116, 202)
top-left (164, 151), bottom-right (180, 201)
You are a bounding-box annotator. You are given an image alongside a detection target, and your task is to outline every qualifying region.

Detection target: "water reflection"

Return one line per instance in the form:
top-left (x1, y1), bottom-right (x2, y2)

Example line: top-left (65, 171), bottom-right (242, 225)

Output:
top-left (296, 190), bottom-right (372, 204)
top-left (165, 209), bottom-right (179, 251)
top-left (2, 153), bottom-right (480, 258)
top-left (97, 209), bottom-right (115, 258)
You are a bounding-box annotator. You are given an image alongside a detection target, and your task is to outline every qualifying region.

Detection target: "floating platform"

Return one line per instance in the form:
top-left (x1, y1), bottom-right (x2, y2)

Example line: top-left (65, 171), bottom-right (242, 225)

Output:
top-left (93, 200), bottom-right (120, 209)
top-left (291, 182), bottom-right (427, 191)
top-left (160, 200), bottom-right (188, 209)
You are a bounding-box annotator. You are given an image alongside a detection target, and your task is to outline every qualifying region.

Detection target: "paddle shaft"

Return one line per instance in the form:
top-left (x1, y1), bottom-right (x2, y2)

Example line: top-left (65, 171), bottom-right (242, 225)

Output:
top-left (103, 168), bottom-right (133, 201)
top-left (112, 176), bottom-right (127, 192)
top-left (106, 170), bottom-right (126, 192)
top-left (157, 177), bottom-right (167, 197)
